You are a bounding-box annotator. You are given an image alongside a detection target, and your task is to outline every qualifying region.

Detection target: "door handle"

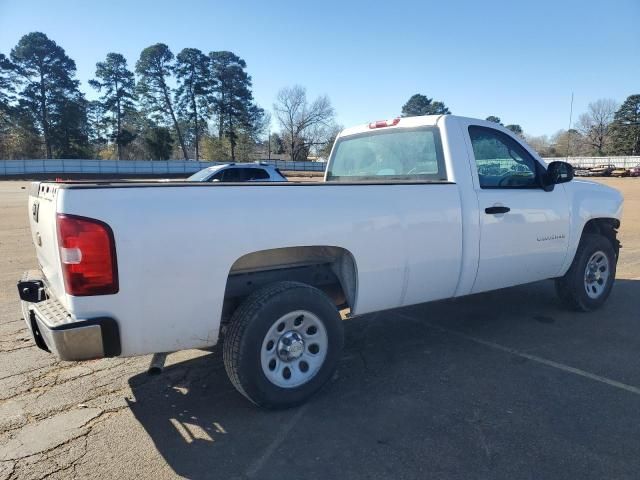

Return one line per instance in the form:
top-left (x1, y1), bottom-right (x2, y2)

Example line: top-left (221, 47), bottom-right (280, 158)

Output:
top-left (485, 206), bottom-right (510, 214)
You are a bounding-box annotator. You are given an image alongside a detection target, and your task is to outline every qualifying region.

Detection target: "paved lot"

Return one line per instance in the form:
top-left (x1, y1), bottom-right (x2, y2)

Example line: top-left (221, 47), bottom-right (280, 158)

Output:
top-left (1, 178), bottom-right (639, 479)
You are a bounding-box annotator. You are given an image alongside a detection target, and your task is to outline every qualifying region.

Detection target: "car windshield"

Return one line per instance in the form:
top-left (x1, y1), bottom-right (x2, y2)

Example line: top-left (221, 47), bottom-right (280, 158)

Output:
top-left (187, 166), bottom-right (223, 181)
top-left (326, 127), bottom-right (446, 182)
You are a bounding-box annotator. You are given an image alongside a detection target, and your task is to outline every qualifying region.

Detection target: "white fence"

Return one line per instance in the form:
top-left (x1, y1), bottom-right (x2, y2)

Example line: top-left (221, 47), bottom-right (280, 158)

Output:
top-left (0, 159), bottom-right (327, 176)
top-left (545, 156), bottom-right (640, 168)
top-left (1, 157), bottom-right (639, 177)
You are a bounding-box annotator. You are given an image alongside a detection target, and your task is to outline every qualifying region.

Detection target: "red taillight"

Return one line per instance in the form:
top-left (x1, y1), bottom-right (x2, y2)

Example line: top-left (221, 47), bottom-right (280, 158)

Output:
top-left (57, 214), bottom-right (118, 296)
top-left (368, 118), bottom-right (400, 129)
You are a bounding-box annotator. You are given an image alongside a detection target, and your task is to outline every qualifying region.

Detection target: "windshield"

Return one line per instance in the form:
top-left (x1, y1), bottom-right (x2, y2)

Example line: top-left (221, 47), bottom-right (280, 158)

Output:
top-left (326, 127), bottom-right (446, 182)
top-left (187, 166), bottom-right (223, 181)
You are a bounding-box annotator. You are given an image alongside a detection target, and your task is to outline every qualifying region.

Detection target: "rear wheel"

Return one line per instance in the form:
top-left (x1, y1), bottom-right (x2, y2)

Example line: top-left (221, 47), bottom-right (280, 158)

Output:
top-left (555, 233), bottom-right (617, 311)
top-left (223, 281), bottom-right (344, 408)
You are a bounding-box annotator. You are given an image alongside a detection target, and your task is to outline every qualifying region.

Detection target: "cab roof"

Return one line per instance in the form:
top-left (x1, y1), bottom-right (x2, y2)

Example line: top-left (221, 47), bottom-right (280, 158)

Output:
top-left (338, 114), bottom-right (444, 138)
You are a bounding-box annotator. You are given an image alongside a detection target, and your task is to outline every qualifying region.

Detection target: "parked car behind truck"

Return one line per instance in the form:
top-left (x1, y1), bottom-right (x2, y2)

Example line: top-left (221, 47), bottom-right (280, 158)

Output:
top-left (589, 164), bottom-right (616, 176)
top-left (18, 115), bottom-right (623, 408)
top-left (611, 167), bottom-right (630, 177)
top-left (187, 162), bottom-right (287, 182)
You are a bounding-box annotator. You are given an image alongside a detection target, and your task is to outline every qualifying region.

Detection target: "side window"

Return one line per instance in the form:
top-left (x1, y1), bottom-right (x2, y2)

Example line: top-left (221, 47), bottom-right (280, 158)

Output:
top-left (469, 126), bottom-right (539, 189)
top-left (221, 168), bottom-right (244, 182)
top-left (246, 168), bottom-right (270, 180)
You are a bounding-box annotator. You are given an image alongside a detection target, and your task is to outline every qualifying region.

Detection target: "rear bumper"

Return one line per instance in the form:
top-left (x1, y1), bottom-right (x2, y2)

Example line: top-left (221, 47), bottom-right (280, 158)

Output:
top-left (18, 272), bottom-right (121, 361)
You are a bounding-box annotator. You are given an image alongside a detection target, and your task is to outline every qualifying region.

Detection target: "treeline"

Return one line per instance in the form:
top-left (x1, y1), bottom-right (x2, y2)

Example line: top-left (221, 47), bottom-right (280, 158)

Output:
top-left (399, 93), bottom-right (640, 157)
top-left (2, 33), bottom-right (638, 161)
top-left (524, 97), bottom-right (640, 157)
top-left (0, 32), bottom-right (269, 161)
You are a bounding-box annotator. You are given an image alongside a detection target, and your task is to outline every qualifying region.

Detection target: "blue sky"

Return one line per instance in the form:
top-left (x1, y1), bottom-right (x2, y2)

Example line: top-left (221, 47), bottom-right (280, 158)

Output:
top-left (1, 0), bottom-right (638, 136)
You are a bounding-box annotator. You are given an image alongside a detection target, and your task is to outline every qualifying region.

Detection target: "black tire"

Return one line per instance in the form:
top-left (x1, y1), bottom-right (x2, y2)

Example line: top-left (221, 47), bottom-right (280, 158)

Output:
top-left (555, 233), bottom-right (617, 311)
top-left (223, 281), bottom-right (344, 408)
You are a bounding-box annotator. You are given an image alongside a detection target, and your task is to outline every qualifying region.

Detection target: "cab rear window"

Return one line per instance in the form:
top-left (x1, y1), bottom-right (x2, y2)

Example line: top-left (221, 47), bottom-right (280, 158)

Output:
top-left (326, 127), bottom-right (446, 182)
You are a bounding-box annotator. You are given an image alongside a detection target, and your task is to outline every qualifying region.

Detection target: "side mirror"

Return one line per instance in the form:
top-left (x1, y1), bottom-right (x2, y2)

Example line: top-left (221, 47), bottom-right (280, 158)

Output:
top-left (543, 161), bottom-right (574, 191)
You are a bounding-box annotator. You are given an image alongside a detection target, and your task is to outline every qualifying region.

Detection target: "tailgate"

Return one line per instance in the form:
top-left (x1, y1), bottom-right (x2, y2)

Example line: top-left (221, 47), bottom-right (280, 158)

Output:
top-left (28, 182), bottom-right (66, 302)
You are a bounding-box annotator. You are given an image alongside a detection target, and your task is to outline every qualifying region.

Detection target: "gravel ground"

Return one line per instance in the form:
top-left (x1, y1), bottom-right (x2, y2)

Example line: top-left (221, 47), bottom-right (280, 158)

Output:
top-left (0, 177), bottom-right (639, 479)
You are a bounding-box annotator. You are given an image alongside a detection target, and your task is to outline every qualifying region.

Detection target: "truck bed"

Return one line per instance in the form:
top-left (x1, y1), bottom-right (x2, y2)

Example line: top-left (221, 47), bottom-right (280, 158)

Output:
top-left (26, 179), bottom-right (463, 357)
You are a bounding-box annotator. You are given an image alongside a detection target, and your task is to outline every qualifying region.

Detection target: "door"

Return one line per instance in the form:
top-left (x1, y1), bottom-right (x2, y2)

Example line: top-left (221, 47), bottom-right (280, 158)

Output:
top-left (467, 125), bottom-right (570, 293)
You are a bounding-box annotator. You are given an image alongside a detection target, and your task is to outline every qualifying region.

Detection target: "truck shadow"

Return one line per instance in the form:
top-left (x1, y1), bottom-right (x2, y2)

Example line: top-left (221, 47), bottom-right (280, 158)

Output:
top-left (127, 278), bottom-right (640, 479)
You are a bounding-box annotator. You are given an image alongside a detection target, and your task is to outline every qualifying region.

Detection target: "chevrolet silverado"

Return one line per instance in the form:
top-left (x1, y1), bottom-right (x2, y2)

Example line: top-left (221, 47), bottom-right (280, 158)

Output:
top-left (18, 115), bottom-right (623, 407)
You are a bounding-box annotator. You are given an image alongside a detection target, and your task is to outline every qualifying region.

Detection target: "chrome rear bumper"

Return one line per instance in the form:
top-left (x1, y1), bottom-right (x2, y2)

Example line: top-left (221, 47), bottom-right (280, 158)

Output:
top-left (18, 272), bottom-right (120, 361)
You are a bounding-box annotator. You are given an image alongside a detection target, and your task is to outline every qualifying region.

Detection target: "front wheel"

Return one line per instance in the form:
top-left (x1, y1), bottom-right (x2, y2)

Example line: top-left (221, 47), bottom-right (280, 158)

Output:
top-left (555, 233), bottom-right (617, 311)
top-left (223, 281), bottom-right (344, 408)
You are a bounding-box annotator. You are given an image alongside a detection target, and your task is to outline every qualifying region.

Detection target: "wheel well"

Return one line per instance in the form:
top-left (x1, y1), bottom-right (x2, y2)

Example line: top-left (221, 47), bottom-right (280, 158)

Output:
top-left (581, 218), bottom-right (621, 257)
top-left (222, 246), bottom-right (357, 322)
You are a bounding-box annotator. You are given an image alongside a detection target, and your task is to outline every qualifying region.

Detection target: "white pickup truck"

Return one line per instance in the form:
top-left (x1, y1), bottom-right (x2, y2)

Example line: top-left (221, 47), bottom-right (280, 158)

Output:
top-left (18, 115), bottom-right (623, 408)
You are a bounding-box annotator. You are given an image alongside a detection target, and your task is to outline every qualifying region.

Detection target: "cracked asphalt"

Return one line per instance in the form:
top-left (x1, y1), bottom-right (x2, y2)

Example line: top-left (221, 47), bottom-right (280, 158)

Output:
top-left (1, 178), bottom-right (640, 479)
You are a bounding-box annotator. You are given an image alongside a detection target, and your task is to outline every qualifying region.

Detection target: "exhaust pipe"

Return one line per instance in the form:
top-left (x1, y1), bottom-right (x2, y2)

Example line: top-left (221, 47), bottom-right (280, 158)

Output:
top-left (148, 352), bottom-right (168, 375)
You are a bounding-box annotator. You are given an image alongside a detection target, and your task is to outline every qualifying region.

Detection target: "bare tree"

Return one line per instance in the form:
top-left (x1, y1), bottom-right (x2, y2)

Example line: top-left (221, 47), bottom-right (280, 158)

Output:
top-left (524, 134), bottom-right (552, 157)
top-left (273, 85), bottom-right (335, 161)
top-left (551, 129), bottom-right (587, 157)
top-left (576, 98), bottom-right (618, 155)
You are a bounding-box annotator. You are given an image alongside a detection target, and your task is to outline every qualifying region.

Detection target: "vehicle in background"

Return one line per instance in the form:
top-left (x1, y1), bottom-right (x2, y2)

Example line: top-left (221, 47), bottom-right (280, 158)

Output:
top-left (629, 164), bottom-right (640, 177)
top-left (187, 162), bottom-right (287, 182)
top-left (611, 167), bottom-right (630, 177)
top-left (589, 164), bottom-right (616, 177)
top-left (573, 167), bottom-right (592, 177)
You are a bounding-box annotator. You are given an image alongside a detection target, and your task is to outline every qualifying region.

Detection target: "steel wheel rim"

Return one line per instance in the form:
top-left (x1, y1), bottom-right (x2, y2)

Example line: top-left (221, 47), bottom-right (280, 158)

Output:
top-left (260, 310), bottom-right (328, 388)
top-left (584, 250), bottom-right (610, 299)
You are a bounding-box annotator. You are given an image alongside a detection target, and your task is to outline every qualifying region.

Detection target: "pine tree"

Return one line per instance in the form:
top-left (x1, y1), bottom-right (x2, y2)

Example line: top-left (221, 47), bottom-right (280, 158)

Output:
top-left (401, 94), bottom-right (450, 117)
top-left (505, 124), bottom-right (524, 136)
top-left (136, 43), bottom-right (188, 159)
top-left (49, 91), bottom-right (91, 158)
top-left (0, 54), bottom-right (16, 157)
top-left (209, 51), bottom-right (263, 160)
top-left (89, 53), bottom-right (136, 160)
top-left (144, 126), bottom-right (174, 160)
top-left (609, 95), bottom-right (640, 155)
top-left (175, 48), bottom-right (211, 160)
top-left (0, 53), bottom-right (15, 117)
top-left (10, 32), bottom-right (85, 158)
